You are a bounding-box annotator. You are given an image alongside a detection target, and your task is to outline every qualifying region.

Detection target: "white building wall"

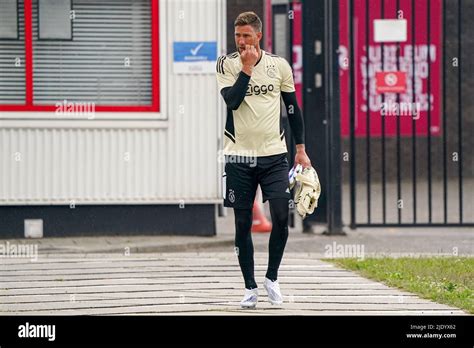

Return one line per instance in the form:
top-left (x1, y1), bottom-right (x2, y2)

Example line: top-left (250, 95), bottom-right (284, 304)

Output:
top-left (0, 0), bottom-right (226, 205)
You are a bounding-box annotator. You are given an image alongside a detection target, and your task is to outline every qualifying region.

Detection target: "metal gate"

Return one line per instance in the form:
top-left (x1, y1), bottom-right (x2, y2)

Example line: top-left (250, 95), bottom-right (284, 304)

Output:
top-left (346, 0), bottom-right (473, 228)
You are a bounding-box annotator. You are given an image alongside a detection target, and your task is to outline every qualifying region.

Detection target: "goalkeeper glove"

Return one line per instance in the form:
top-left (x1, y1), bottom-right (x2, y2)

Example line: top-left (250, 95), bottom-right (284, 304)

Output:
top-left (292, 166), bottom-right (321, 219)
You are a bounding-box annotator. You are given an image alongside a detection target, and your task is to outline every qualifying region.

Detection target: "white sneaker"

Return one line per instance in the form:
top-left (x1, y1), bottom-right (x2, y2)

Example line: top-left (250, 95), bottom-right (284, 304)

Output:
top-left (264, 278), bottom-right (283, 305)
top-left (240, 288), bottom-right (258, 309)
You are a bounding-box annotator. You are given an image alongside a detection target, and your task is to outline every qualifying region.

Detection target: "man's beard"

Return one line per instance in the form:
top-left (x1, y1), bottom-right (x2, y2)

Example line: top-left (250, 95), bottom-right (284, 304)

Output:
top-left (237, 44), bottom-right (256, 53)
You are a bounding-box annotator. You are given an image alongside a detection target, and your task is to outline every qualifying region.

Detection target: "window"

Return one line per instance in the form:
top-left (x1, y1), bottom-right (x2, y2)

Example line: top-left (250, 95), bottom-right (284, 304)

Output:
top-left (0, 0), bottom-right (19, 40)
top-left (38, 0), bottom-right (72, 40)
top-left (0, 0), bottom-right (23, 105)
top-left (0, 0), bottom-right (160, 113)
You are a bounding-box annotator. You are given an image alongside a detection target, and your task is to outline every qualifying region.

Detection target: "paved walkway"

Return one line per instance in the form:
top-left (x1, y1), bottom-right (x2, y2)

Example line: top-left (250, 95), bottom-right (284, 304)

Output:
top-left (0, 252), bottom-right (466, 315)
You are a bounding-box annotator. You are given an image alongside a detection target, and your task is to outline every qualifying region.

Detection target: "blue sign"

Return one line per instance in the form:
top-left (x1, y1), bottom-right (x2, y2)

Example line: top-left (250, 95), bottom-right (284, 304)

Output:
top-left (173, 42), bottom-right (217, 62)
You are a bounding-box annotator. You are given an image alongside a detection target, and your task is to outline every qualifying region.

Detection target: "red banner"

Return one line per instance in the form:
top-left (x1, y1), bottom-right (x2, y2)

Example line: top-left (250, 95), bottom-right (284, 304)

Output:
top-left (339, 0), bottom-right (442, 137)
top-left (292, 1), bottom-right (303, 108)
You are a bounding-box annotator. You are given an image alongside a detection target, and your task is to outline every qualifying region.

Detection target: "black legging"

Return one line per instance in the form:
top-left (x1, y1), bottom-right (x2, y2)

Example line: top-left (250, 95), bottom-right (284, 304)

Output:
top-left (234, 198), bottom-right (289, 289)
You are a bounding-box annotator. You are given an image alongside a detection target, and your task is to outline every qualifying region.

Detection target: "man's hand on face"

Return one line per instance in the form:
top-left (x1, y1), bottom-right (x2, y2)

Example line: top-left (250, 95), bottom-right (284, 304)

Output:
top-left (240, 44), bottom-right (259, 71)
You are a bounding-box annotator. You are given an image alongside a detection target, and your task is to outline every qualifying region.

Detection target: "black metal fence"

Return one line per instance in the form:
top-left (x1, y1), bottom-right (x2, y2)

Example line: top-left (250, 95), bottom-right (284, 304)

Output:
top-left (348, 0), bottom-right (473, 228)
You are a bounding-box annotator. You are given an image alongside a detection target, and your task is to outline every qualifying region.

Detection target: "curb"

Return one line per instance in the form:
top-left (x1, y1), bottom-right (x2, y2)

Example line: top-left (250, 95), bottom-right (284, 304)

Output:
top-left (37, 238), bottom-right (235, 254)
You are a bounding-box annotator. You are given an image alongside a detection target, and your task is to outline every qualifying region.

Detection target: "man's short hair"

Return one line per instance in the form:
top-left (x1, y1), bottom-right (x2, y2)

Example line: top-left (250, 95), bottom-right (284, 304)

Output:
top-left (234, 11), bottom-right (262, 33)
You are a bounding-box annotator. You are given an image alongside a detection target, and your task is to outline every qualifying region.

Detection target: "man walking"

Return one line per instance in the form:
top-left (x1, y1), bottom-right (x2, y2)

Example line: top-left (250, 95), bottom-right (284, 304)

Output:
top-left (216, 11), bottom-right (311, 308)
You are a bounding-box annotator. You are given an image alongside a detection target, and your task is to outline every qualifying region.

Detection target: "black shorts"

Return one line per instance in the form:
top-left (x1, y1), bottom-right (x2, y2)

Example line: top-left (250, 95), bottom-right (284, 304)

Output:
top-left (222, 153), bottom-right (291, 209)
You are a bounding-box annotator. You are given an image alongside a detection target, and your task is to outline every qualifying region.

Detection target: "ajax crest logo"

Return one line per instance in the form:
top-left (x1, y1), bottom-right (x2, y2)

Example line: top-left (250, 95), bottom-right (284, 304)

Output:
top-left (228, 189), bottom-right (235, 203)
top-left (266, 67), bottom-right (277, 78)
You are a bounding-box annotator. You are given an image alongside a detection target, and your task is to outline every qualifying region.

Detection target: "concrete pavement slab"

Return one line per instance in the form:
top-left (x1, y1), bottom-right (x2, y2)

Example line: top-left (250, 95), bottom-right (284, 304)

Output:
top-left (0, 252), bottom-right (467, 316)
